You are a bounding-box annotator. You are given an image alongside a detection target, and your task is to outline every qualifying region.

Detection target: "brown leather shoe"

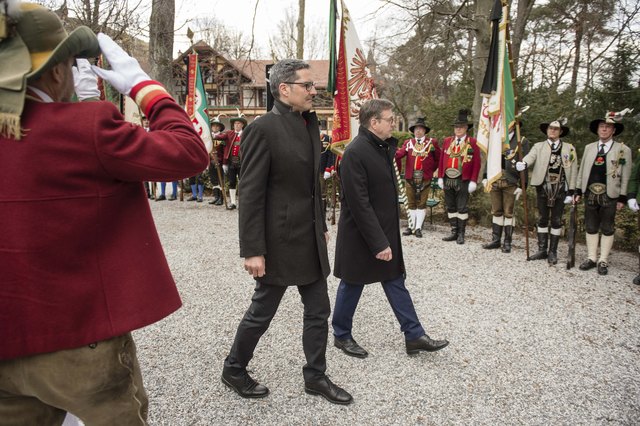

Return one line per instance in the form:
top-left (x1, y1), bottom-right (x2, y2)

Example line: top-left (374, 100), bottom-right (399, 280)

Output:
top-left (305, 376), bottom-right (353, 405)
top-left (334, 337), bottom-right (368, 358)
top-left (406, 335), bottom-right (449, 355)
top-left (221, 369), bottom-right (269, 399)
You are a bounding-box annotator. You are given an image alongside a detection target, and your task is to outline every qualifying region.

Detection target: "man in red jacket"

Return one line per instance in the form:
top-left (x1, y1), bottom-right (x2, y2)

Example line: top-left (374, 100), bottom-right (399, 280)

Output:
top-left (395, 117), bottom-right (440, 238)
top-left (438, 109), bottom-right (481, 244)
top-left (213, 116), bottom-right (247, 209)
top-left (0, 4), bottom-right (208, 424)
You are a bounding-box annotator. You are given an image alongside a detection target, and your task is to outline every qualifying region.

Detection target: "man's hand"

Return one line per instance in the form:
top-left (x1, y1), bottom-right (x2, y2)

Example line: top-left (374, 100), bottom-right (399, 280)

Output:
top-left (375, 247), bottom-right (392, 262)
top-left (515, 161), bottom-right (527, 172)
top-left (72, 59), bottom-right (100, 100)
top-left (91, 33), bottom-right (150, 96)
top-left (323, 171), bottom-right (331, 180)
top-left (574, 195), bottom-right (581, 203)
top-left (222, 165), bottom-right (229, 174)
top-left (468, 181), bottom-right (477, 193)
top-left (564, 195), bottom-right (573, 204)
top-left (514, 187), bottom-right (523, 200)
top-left (244, 256), bottom-right (266, 278)
top-left (437, 178), bottom-right (444, 189)
top-left (617, 201), bottom-right (624, 211)
top-left (628, 198), bottom-right (639, 212)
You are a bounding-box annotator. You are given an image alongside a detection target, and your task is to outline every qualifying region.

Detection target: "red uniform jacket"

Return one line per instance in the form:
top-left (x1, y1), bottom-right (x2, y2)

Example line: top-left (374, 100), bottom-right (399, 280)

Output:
top-left (213, 130), bottom-right (242, 164)
top-left (395, 137), bottom-right (441, 180)
top-left (438, 136), bottom-right (481, 182)
top-left (0, 97), bottom-right (209, 359)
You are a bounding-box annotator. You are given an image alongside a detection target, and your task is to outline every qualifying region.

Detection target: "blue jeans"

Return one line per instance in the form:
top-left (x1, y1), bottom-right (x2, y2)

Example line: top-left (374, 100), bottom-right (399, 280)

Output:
top-left (160, 182), bottom-right (178, 197)
top-left (332, 275), bottom-right (425, 341)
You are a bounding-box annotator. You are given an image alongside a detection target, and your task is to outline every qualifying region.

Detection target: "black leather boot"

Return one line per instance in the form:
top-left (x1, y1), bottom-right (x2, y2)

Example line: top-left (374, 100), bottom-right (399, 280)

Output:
top-left (501, 225), bottom-right (513, 253)
top-left (548, 234), bottom-right (560, 265)
top-left (442, 217), bottom-right (458, 242)
top-left (456, 219), bottom-right (466, 244)
top-left (528, 232), bottom-right (548, 260)
top-left (208, 188), bottom-right (222, 205)
top-left (482, 223), bottom-right (502, 249)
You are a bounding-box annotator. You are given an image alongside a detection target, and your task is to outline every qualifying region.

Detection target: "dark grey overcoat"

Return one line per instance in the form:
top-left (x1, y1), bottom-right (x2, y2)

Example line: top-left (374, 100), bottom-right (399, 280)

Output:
top-left (238, 99), bottom-right (329, 286)
top-left (334, 126), bottom-right (405, 284)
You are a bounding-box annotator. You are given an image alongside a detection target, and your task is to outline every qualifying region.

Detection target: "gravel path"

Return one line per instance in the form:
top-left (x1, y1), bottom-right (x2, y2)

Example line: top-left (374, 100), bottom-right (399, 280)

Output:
top-left (135, 199), bottom-right (640, 425)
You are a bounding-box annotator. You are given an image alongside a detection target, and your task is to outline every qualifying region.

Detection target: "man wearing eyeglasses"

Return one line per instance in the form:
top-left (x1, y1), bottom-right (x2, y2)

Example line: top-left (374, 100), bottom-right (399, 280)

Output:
top-left (221, 59), bottom-right (352, 405)
top-left (332, 98), bottom-right (449, 361)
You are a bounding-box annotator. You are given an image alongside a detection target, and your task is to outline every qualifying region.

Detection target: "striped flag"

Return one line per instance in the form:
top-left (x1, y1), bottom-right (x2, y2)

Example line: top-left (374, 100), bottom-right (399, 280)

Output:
top-left (185, 53), bottom-right (213, 153)
top-left (476, 0), bottom-right (516, 191)
top-left (329, 0), bottom-right (377, 155)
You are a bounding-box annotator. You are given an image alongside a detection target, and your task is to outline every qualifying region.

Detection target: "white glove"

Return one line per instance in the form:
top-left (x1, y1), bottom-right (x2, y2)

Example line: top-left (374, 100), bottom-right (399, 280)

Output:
top-left (468, 181), bottom-right (477, 193)
top-left (437, 178), bottom-right (444, 189)
top-left (515, 161), bottom-right (527, 172)
top-left (72, 58), bottom-right (100, 101)
top-left (323, 171), bottom-right (331, 180)
top-left (564, 195), bottom-right (573, 204)
top-left (91, 33), bottom-right (150, 96)
top-left (514, 187), bottom-right (523, 200)
top-left (222, 165), bottom-right (229, 174)
top-left (628, 198), bottom-right (639, 212)
top-left (481, 178), bottom-right (487, 187)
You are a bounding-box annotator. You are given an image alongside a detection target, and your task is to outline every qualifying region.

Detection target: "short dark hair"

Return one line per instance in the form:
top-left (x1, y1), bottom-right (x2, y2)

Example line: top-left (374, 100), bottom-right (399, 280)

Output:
top-left (359, 99), bottom-right (394, 128)
top-left (269, 59), bottom-right (310, 99)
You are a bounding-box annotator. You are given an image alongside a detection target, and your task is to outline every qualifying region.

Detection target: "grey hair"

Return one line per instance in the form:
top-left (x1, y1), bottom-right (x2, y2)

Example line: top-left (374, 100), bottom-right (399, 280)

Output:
top-left (269, 59), bottom-right (310, 99)
top-left (359, 99), bottom-right (394, 128)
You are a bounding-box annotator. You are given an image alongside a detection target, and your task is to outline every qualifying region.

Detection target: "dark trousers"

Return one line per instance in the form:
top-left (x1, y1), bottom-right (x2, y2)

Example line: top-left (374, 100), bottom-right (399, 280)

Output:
top-left (535, 186), bottom-right (566, 230)
top-left (443, 179), bottom-right (470, 215)
top-left (227, 164), bottom-right (240, 189)
top-left (332, 275), bottom-right (425, 341)
top-left (224, 278), bottom-right (330, 382)
top-left (584, 193), bottom-right (617, 236)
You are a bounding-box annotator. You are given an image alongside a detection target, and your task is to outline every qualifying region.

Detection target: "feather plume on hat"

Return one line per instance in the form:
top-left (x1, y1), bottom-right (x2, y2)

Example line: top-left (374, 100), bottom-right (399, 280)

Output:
top-left (589, 108), bottom-right (632, 136)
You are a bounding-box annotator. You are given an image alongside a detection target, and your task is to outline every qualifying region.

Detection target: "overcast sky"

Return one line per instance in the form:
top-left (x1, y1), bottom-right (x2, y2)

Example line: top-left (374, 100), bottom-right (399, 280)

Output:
top-left (168, 0), bottom-right (391, 57)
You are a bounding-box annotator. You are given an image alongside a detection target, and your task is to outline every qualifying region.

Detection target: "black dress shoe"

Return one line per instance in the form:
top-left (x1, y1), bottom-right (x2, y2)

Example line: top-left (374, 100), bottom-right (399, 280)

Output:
top-left (334, 337), bottom-right (368, 358)
top-left (633, 275), bottom-right (640, 285)
top-left (227, 204), bottom-right (237, 210)
top-left (155, 195), bottom-right (166, 201)
top-left (414, 229), bottom-right (423, 238)
top-left (214, 198), bottom-right (224, 205)
top-left (305, 376), bottom-right (353, 405)
top-left (221, 369), bottom-right (269, 399)
top-left (402, 228), bottom-right (413, 236)
top-left (597, 261), bottom-right (608, 275)
top-left (406, 335), bottom-right (449, 355)
top-left (579, 259), bottom-right (597, 271)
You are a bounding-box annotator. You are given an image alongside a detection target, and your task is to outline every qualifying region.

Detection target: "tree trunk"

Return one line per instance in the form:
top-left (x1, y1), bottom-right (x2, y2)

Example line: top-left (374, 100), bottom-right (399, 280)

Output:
top-left (471, 0), bottom-right (493, 121)
top-left (149, 0), bottom-right (176, 97)
top-left (511, 0), bottom-right (536, 71)
top-left (569, 19), bottom-right (583, 98)
top-left (296, 0), bottom-right (305, 59)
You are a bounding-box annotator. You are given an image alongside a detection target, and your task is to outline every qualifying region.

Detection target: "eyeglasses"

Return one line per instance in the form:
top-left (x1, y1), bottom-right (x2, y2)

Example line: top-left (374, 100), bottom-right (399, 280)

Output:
top-left (284, 81), bottom-right (316, 91)
top-left (378, 116), bottom-right (395, 124)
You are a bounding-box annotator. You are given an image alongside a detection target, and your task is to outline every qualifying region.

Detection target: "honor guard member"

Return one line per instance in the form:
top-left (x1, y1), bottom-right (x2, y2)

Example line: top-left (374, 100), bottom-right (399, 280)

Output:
top-left (438, 109), bottom-right (481, 244)
top-left (319, 129), bottom-right (336, 212)
top-left (395, 117), bottom-right (440, 238)
top-left (213, 115), bottom-right (247, 209)
top-left (575, 110), bottom-right (633, 275)
top-left (208, 116), bottom-right (226, 205)
top-left (516, 118), bottom-right (577, 264)
top-left (625, 147), bottom-right (640, 285)
top-left (483, 129), bottom-right (529, 253)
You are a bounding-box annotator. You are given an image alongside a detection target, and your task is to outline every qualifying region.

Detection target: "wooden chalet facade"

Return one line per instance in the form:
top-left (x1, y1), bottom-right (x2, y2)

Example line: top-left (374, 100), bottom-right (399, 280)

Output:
top-left (172, 41), bottom-right (334, 129)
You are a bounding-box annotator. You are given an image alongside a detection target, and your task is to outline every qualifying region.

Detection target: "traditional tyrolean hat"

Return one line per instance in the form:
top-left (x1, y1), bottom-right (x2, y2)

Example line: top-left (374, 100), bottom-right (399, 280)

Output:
top-left (453, 109), bottom-right (473, 129)
top-left (0, 2), bottom-right (100, 139)
top-left (540, 117), bottom-right (570, 138)
top-left (409, 117), bottom-right (430, 134)
top-left (230, 116), bottom-right (247, 127)
top-left (210, 115), bottom-right (225, 131)
top-left (589, 109), bottom-right (633, 136)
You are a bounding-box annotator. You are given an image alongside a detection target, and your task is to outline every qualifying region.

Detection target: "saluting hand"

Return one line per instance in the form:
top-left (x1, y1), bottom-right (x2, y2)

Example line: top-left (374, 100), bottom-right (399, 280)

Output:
top-left (376, 247), bottom-right (392, 262)
top-left (244, 256), bottom-right (266, 278)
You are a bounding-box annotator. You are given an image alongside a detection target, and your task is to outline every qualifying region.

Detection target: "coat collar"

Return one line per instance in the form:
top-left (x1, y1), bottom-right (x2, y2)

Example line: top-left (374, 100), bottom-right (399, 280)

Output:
top-left (358, 126), bottom-right (397, 151)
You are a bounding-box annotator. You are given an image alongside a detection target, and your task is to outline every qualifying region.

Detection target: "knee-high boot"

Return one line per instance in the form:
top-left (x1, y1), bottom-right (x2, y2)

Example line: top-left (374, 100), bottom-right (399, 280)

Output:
top-left (442, 217), bottom-right (458, 242)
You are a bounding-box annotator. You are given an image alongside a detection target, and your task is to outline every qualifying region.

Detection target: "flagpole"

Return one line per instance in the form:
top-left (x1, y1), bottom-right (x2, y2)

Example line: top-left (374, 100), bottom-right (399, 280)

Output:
top-left (504, 2), bottom-right (530, 259)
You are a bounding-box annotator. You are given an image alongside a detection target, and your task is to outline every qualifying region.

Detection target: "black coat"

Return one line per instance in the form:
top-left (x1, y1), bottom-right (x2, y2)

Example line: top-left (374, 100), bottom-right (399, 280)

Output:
top-left (238, 99), bottom-right (329, 286)
top-left (334, 126), bottom-right (405, 284)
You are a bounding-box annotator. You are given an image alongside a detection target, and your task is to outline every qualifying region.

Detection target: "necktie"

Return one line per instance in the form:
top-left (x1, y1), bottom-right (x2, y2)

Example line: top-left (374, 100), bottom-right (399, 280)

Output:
top-left (456, 138), bottom-right (461, 146)
top-left (598, 144), bottom-right (605, 155)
